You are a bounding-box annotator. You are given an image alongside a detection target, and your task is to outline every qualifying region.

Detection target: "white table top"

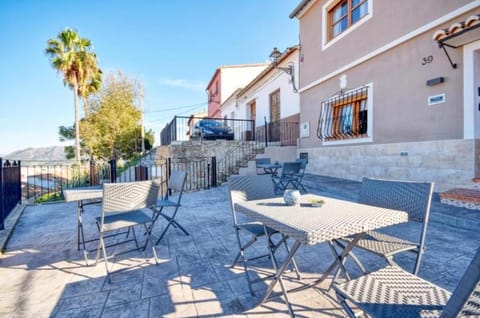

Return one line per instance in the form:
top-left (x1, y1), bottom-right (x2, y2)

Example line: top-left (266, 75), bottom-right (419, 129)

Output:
top-left (63, 186), bottom-right (103, 202)
top-left (235, 194), bottom-right (408, 246)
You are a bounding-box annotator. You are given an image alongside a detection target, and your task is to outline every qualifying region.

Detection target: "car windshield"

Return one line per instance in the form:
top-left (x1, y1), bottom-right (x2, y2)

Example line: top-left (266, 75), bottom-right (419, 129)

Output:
top-left (199, 120), bottom-right (223, 127)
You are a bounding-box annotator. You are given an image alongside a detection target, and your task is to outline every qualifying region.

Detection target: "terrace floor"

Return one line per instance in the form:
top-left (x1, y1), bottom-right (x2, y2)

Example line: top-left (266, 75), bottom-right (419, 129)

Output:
top-left (1, 175), bottom-right (479, 317)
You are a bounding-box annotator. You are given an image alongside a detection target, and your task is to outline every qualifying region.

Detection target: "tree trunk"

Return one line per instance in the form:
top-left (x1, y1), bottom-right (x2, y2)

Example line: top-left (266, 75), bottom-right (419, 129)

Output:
top-left (82, 96), bottom-right (89, 117)
top-left (73, 85), bottom-right (81, 163)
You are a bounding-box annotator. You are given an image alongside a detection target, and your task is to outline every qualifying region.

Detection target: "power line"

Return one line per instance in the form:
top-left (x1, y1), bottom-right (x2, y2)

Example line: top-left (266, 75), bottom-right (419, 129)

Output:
top-left (145, 102), bottom-right (207, 113)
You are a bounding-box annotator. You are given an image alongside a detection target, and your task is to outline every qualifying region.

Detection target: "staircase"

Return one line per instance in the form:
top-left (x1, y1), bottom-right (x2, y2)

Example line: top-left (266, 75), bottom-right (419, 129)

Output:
top-left (215, 141), bottom-right (265, 183)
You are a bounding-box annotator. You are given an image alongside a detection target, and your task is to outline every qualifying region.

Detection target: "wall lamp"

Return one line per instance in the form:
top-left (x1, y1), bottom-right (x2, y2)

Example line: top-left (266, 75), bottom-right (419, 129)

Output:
top-left (269, 47), bottom-right (298, 93)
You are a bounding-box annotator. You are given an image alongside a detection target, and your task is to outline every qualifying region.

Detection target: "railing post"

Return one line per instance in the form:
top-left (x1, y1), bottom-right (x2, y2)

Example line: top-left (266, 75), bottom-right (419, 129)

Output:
top-left (207, 162), bottom-right (211, 189)
top-left (15, 161), bottom-right (21, 206)
top-left (211, 156), bottom-right (217, 188)
top-left (167, 158), bottom-right (172, 195)
top-left (109, 159), bottom-right (117, 183)
top-left (264, 116), bottom-right (268, 148)
top-left (89, 158), bottom-right (98, 185)
top-left (0, 158), bottom-right (4, 230)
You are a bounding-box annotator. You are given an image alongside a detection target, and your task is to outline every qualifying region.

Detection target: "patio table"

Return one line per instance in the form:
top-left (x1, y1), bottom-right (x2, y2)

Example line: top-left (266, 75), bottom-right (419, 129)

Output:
top-left (235, 193), bottom-right (408, 317)
top-left (256, 163), bottom-right (282, 176)
top-left (63, 186), bottom-right (103, 257)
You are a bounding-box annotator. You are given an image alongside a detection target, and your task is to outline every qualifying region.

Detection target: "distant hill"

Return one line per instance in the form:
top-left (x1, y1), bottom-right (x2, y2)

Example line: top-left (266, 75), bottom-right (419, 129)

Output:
top-left (5, 146), bottom-right (69, 162)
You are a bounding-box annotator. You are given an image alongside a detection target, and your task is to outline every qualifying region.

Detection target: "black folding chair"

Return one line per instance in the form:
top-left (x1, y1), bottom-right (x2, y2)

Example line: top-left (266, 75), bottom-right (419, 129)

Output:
top-left (271, 161), bottom-right (302, 193)
top-left (153, 170), bottom-right (188, 245)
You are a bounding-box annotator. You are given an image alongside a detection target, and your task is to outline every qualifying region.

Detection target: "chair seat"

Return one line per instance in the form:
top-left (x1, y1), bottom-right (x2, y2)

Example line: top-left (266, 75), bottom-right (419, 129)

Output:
top-left (96, 208), bottom-right (153, 232)
top-left (156, 199), bottom-right (180, 207)
top-left (335, 265), bottom-right (451, 318)
top-left (341, 230), bottom-right (418, 256)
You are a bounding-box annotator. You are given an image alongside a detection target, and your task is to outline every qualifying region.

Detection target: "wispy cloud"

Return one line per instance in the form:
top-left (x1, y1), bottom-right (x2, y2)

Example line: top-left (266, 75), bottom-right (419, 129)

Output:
top-left (158, 78), bottom-right (206, 92)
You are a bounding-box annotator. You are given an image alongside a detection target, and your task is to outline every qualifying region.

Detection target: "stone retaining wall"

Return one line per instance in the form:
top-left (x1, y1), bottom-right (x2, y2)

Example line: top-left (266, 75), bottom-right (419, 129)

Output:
top-left (300, 139), bottom-right (478, 192)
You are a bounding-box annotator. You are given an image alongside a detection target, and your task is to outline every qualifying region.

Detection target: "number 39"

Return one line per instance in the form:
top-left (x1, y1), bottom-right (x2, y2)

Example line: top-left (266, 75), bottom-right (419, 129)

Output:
top-left (422, 55), bottom-right (433, 65)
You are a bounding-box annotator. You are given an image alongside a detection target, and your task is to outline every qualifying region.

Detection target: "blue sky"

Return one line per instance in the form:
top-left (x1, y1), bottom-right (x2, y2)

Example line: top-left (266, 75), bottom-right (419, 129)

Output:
top-left (0, 1), bottom-right (299, 155)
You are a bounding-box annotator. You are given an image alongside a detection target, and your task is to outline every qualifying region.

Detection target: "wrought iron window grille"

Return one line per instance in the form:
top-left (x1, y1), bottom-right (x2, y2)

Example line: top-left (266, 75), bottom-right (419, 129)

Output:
top-left (317, 86), bottom-right (369, 141)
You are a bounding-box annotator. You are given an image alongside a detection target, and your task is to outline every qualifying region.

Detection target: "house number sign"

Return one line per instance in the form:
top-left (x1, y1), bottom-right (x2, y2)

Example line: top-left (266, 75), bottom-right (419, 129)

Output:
top-left (421, 55), bottom-right (433, 65)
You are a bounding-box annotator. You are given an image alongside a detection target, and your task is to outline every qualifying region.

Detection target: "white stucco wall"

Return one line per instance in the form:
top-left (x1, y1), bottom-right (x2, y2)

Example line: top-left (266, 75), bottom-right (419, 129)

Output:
top-left (220, 65), bottom-right (268, 105)
top-left (238, 50), bottom-right (300, 126)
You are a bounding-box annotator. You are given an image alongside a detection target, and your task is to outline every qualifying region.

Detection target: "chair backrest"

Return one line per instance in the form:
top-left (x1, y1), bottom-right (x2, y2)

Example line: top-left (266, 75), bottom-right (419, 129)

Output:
top-left (256, 158), bottom-right (271, 166)
top-left (165, 170), bottom-right (187, 204)
top-left (228, 175), bottom-right (276, 225)
top-left (440, 247), bottom-right (480, 317)
top-left (168, 170), bottom-right (187, 193)
top-left (295, 159), bottom-right (307, 177)
top-left (358, 177), bottom-right (434, 223)
top-left (102, 180), bottom-right (160, 216)
top-left (281, 162), bottom-right (302, 177)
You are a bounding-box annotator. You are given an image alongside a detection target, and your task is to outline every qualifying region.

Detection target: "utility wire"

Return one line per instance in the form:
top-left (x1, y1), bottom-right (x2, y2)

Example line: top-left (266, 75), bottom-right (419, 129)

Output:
top-left (145, 102), bottom-right (207, 113)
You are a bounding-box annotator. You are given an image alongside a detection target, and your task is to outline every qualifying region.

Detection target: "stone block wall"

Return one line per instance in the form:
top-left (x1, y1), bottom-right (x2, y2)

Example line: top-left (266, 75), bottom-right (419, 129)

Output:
top-left (300, 139), bottom-right (478, 192)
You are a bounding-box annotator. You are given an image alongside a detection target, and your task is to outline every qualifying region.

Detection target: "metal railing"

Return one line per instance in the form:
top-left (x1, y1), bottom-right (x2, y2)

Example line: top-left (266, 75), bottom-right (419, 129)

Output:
top-left (161, 116), bottom-right (255, 145)
top-left (256, 119), bottom-right (299, 147)
top-left (11, 154), bottom-right (219, 204)
top-left (0, 159), bottom-right (21, 230)
top-left (161, 115), bottom-right (299, 147)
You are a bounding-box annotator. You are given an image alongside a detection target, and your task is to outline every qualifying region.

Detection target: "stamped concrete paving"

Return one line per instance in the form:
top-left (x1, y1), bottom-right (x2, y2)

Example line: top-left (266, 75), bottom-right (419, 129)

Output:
top-left (1, 175), bottom-right (479, 317)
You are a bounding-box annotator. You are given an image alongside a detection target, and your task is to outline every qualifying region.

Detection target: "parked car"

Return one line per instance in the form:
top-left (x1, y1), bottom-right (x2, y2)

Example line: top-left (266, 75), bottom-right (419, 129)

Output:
top-left (191, 119), bottom-right (234, 140)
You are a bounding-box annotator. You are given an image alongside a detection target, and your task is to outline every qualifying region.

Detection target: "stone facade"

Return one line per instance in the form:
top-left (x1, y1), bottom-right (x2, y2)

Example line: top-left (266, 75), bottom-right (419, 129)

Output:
top-left (300, 139), bottom-right (479, 192)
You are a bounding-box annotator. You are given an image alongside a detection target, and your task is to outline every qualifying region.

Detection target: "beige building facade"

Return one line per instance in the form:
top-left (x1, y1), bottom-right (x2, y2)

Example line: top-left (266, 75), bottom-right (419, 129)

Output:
top-left (290, 0), bottom-right (480, 191)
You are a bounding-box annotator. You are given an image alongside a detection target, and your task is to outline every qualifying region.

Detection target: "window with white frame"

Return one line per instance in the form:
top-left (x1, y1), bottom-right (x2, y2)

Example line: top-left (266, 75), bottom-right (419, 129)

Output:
top-left (328, 0), bottom-right (369, 40)
top-left (322, 0), bottom-right (370, 48)
top-left (317, 85), bottom-right (371, 142)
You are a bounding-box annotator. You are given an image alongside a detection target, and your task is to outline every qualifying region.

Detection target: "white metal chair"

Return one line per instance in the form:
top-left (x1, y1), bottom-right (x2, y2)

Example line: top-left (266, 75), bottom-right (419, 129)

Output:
top-left (153, 170), bottom-right (188, 245)
top-left (336, 177), bottom-right (434, 276)
top-left (95, 180), bottom-right (160, 281)
top-left (228, 175), bottom-right (301, 295)
top-left (334, 246), bottom-right (480, 317)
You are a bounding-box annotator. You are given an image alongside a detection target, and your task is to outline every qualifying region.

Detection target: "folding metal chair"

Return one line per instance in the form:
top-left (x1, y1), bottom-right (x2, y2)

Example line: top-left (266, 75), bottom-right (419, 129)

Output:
top-left (271, 161), bottom-right (302, 193)
top-left (95, 180), bottom-right (160, 281)
top-left (153, 170), bottom-right (188, 245)
top-left (334, 246), bottom-right (480, 317)
top-left (255, 157), bottom-right (271, 175)
top-left (228, 175), bottom-right (301, 295)
top-left (293, 158), bottom-right (308, 193)
top-left (335, 177), bottom-right (434, 276)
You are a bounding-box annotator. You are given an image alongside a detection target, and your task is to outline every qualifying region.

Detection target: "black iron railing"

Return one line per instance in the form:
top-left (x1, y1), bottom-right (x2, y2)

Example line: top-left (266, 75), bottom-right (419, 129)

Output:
top-left (161, 116), bottom-right (255, 145)
top-left (12, 153), bottom-right (219, 205)
top-left (256, 119), bottom-right (299, 147)
top-left (0, 159), bottom-right (21, 230)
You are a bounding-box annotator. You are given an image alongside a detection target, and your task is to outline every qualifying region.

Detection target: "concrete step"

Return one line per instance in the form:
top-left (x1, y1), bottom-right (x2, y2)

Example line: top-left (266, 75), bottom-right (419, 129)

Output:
top-left (439, 188), bottom-right (480, 210)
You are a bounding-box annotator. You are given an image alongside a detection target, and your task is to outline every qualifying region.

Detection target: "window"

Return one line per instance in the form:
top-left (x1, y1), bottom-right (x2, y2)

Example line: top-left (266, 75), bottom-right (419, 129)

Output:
top-left (317, 86), bottom-right (369, 142)
top-left (328, 0), bottom-right (368, 40)
top-left (269, 90), bottom-right (281, 122)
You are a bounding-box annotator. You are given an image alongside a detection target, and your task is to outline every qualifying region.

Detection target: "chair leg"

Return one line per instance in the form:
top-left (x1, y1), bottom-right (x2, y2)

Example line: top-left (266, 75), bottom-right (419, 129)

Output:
top-left (336, 292), bottom-right (357, 318)
top-left (333, 239), bottom-right (367, 275)
top-left (281, 237), bottom-right (302, 280)
top-left (155, 209), bottom-right (189, 245)
top-left (99, 232), bottom-right (111, 282)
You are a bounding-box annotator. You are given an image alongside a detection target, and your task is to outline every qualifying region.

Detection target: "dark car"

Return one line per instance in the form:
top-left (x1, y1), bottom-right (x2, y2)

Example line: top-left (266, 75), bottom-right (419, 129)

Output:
top-left (191, 119), bottom-right (234, 140)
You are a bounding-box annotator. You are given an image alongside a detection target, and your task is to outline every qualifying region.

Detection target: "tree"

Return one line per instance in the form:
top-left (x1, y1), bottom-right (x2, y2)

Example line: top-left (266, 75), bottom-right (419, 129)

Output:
top-left (79, 71), bottom-right (153, 161)
top-left (45, 28), bottom-right (100, 162)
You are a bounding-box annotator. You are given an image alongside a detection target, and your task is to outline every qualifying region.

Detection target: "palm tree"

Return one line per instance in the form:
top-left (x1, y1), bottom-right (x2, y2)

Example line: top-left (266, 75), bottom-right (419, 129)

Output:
top-left (76, 52), bottom-right (102, 117)
top-left (45, 28), bottom-right (99, 162)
